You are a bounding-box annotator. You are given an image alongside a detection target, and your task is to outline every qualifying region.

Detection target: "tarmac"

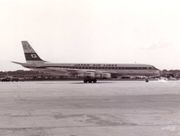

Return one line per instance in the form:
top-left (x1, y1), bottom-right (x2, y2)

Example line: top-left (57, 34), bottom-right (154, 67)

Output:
top-left (0, 80), bottom-right (180, 136)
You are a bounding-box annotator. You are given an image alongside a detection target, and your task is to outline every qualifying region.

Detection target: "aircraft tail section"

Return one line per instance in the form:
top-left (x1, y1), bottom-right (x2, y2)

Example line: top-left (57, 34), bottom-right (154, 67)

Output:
top-left (21, 41), bottom-right (44, 63)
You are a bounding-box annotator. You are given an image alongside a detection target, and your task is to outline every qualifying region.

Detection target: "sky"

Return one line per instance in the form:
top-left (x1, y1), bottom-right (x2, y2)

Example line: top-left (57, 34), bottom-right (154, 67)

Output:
top-left (0, 0), bottom-right (180, 71)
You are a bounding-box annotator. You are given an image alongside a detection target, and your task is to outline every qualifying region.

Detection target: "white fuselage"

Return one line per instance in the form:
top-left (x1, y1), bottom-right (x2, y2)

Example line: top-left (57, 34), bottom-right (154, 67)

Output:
top-left (22, 62), bottom-right (161, 77)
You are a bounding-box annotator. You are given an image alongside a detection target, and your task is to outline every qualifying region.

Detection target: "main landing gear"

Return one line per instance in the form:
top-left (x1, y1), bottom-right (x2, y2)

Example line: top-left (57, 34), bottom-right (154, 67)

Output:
top-left (83, 78), bottom-right (97, 83)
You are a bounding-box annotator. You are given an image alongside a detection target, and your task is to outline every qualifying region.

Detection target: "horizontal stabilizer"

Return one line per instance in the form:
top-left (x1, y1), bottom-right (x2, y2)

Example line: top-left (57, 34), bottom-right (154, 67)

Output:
top-left (11, 61), bottom-right (24, 65)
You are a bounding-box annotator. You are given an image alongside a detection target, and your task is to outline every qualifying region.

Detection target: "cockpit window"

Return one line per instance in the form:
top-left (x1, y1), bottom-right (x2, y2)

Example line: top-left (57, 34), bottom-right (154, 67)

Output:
top-left (150, 66), bottom-right (158, 70)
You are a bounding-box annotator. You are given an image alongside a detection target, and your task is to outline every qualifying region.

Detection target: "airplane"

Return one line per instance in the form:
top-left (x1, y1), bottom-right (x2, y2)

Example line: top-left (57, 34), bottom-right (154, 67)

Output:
top-left (13, 41), bottom-right (161, 83)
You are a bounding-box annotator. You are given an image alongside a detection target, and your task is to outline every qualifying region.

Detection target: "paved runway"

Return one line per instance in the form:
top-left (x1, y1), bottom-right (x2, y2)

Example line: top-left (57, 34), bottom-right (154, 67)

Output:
top-left (0, 81), bottom-right (180, 136)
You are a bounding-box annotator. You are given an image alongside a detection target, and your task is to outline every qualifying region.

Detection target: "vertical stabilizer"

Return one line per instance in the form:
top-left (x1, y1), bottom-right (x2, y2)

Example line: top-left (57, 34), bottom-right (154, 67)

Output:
top-left (21, 41), bottom-right (44, 63)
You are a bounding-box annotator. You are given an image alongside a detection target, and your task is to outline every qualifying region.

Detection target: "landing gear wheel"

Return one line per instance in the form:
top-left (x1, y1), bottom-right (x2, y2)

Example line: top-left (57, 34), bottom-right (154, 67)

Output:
top-left (83, 78), bottom-right (97, 83)
top-left (84, 80), bottom-right (88, 83)
top-left (93, 79), bottom-right (97, 83)
top-left (88, 80), bottom-right (92, 83)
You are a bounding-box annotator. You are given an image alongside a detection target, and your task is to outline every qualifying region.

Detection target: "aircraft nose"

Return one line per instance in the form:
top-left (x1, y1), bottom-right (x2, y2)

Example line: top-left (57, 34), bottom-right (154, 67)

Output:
top-left (155, 70), bottom-right (161, 76)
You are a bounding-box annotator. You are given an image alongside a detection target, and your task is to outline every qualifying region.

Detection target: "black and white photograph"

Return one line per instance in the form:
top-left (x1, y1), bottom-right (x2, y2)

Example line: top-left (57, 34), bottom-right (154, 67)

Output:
top-left (0, 0), bottom-right (180, 135)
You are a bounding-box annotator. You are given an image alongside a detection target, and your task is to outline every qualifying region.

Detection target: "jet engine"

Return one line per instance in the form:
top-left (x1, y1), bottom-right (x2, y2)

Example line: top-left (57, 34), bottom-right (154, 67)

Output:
top-left (83, 72), bottom-right (97, 83)
top-left (82, 72), bottom-right (111, 83)
top-left (84, 72), bottom-right (96, 78)
top-left (101, 73), bottom-right (111, 79)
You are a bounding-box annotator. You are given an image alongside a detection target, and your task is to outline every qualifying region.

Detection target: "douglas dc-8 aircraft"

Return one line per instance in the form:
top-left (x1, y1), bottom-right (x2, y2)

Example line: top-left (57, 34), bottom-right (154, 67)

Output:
top-left (13, 41), bottom-right (161, 83)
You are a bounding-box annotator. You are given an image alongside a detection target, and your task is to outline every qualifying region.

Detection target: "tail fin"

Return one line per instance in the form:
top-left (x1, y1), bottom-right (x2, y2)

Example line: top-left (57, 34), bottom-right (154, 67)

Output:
top-left (21, 41), bottom-right (44, 63)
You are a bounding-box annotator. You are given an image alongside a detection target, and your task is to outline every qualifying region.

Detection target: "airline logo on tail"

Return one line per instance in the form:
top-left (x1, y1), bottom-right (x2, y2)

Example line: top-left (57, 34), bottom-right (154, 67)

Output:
top-left (21, 41), bottom-right (44, 62)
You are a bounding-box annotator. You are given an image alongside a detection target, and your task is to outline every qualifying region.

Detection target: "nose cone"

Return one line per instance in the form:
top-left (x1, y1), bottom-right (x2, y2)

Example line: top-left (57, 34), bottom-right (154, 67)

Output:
top-left (155, 69), bottom-right (161, 77)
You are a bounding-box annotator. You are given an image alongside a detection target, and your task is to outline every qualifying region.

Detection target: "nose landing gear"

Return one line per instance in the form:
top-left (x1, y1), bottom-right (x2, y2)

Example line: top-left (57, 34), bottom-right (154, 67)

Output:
top-left (145, 78), bottom-right (149, 82)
